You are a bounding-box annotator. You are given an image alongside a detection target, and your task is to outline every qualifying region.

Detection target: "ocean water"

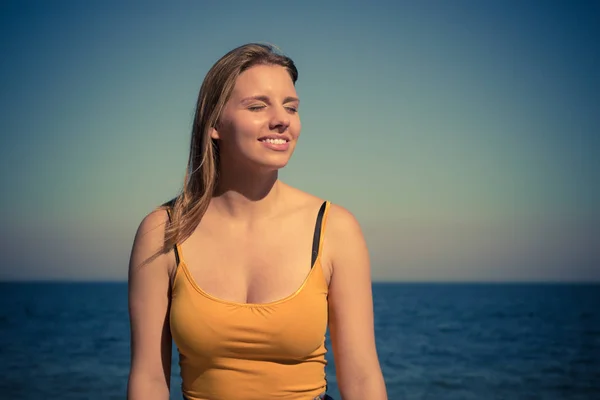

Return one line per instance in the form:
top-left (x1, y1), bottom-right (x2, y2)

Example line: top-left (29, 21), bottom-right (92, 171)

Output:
top-left (0, 282), bottom-right (598, 399)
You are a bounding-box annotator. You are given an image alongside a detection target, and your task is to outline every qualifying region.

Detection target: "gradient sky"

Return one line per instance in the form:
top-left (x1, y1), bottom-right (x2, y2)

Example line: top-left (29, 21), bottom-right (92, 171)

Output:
top-left (0, 0), bottom-right (598, 281)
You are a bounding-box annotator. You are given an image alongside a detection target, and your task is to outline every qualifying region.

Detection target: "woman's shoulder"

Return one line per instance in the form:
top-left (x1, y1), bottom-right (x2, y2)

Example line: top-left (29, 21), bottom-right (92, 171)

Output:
top-left (280, 183), bottom-right (324, 212)
top-left (136, 204), bottom-right (171, 238)
top-left (284, 186), bottom-right (367, 274)
top-left (282, 182), bottom-right (361, 230)
top-left (129, 204), bottom-right (172, 268)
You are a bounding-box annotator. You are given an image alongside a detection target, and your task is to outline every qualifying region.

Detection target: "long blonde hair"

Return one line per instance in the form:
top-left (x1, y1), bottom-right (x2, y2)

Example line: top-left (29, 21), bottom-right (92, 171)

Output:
top-left (159, 43), bottom-right (298, 258)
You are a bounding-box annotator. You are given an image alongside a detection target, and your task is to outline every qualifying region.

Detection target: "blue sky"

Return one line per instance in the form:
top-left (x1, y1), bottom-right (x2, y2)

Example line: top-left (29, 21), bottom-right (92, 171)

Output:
top-left (0, 0), bottom-right (598, 281)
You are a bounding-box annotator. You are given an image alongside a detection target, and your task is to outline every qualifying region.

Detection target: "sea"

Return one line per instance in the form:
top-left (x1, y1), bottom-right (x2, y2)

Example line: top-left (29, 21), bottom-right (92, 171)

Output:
top-left (0, 282), bottom-right (598, 399)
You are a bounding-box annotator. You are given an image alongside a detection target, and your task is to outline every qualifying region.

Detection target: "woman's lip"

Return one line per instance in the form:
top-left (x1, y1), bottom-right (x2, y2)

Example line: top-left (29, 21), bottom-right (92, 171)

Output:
top-left (259, 139), bottom-right (290, 151)
top-left (258, 134), bottom-right (291, 142)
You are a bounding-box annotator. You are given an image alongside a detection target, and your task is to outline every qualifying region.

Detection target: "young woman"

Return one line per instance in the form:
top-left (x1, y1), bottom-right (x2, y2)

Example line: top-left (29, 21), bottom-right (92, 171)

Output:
top-left (127, 43), bottom-right (387, 400)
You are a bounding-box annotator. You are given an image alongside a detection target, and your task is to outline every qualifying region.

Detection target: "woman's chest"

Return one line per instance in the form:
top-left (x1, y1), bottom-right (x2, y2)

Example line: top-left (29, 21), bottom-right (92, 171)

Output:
top-left (170, 275), bottom-right (329, 361)
top-left (178, 224), bottom-right (330, 304)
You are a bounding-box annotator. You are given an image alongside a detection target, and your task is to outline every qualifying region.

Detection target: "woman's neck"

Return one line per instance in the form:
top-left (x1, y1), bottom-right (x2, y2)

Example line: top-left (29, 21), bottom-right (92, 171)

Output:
top-left (211, 163), bottom-right (283, 221)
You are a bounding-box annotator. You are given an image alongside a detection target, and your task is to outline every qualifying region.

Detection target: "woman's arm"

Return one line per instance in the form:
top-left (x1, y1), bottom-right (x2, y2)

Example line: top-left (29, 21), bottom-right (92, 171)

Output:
top-left (127, 209), bottom-right (174, 400)
top-left (326, 205), bottom-right (387, 400)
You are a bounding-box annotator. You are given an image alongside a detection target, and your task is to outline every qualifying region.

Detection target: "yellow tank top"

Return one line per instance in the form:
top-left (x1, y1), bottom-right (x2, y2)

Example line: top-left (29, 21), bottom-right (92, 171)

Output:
top-left (169, 201), bottom-right (331, 400)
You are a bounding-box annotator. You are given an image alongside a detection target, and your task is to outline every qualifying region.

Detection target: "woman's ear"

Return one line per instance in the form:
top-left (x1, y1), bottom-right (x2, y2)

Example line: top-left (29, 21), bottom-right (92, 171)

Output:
top-left (209, 126), bottom-right (220, 140)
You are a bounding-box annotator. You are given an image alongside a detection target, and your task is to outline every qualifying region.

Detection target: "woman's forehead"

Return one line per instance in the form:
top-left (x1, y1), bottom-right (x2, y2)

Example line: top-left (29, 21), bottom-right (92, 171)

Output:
top-left (231, 65), bottom-right (296, 98)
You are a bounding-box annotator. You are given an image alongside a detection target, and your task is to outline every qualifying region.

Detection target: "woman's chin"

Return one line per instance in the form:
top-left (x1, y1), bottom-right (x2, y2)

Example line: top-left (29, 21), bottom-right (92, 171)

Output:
top-left (252, 152), bottom-right (293, 171)
top-left (258, 159), bottom-right (290, 172)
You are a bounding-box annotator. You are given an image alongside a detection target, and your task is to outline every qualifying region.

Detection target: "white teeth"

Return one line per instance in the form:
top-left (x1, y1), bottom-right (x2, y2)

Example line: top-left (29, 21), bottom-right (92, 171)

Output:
top-left (262, 138), bottom-right (286, 144)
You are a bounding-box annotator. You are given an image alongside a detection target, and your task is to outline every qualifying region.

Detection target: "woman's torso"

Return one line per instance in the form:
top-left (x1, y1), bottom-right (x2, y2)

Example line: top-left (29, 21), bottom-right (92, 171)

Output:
top-left (168, 196), bottom-right (332, 400)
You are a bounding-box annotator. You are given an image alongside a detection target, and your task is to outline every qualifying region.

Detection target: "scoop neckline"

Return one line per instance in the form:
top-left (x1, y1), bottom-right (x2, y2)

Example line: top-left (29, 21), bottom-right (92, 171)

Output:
top-left (176, 256), bottom-right (324, 308)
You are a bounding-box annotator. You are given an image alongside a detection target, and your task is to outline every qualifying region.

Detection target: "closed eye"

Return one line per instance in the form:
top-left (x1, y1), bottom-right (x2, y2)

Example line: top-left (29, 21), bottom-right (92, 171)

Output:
top-left (248, 105), bottom-right (266, 111)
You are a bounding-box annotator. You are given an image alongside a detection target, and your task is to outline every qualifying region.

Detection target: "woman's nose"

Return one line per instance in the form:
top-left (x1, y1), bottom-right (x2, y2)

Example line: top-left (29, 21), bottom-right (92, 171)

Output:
top-left (269, 106), bottom-right (290, 132)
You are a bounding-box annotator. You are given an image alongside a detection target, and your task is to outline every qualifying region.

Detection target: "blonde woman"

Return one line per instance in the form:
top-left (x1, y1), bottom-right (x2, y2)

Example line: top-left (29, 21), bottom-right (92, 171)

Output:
top-left (127, 43), bottom-right (387, 400)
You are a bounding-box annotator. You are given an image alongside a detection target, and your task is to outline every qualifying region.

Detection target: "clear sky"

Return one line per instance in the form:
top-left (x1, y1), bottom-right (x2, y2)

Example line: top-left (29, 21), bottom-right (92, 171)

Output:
top-left (0, 0), bottom-right (598, 282)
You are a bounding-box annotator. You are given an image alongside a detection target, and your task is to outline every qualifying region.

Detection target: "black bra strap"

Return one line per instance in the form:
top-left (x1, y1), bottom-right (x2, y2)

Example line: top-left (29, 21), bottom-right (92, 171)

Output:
top-left (165, 206), bottom-right (180, 266)
top-left (311, 201), bottom-right (328, 268)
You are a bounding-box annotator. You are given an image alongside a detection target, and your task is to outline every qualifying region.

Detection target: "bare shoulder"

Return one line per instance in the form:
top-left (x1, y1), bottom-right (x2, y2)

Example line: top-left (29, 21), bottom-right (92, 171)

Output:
top-left (135, 207), bottom-right (170, 241)
top-left (279, 182), bottom-right (363, 236)
top-left (323, 203), bottom-right (369, 274)
top-left (279, 182), bottom-right (326, 214)
top-left (326, 203), bottom-right (362, 234)
top-left (129, 207), bottom-right (173, 274)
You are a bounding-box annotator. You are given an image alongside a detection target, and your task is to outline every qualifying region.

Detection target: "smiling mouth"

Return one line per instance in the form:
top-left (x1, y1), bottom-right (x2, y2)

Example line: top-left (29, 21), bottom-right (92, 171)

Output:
top-left (259, 138), bottom-right (289, 144)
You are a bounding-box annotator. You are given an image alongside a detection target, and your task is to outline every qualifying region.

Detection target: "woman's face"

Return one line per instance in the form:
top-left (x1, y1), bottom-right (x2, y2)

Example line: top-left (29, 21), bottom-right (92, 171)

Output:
top-left (211, 64), bottom-right (301, 171)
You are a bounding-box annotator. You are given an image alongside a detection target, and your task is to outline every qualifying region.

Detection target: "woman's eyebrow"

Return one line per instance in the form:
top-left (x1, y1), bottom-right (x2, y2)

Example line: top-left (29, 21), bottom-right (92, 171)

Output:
top-left (240, 95), bottom-right (300, 104)
top-left (283, 96), bottom-right (300, 104)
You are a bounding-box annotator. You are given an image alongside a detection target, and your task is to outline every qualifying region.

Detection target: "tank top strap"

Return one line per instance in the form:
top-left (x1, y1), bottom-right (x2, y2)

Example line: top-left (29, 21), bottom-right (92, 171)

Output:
top-left (311, 201), bottom-right (331, 268)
